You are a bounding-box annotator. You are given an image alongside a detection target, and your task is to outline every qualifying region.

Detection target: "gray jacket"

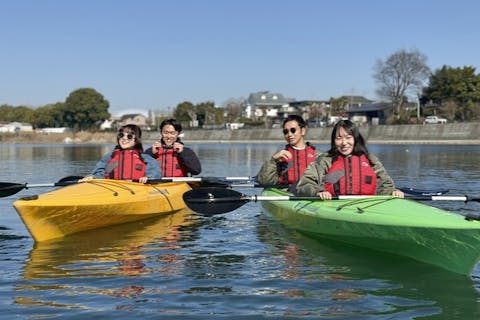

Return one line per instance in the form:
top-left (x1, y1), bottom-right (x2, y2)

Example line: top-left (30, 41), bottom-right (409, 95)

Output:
top-left (256, 148), bottom-right (323, 185)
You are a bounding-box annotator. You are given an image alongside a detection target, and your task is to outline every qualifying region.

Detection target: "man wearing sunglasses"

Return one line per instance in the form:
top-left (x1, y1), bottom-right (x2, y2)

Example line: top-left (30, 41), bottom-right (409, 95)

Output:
top-left (256, 115), bottom-right (321, 188)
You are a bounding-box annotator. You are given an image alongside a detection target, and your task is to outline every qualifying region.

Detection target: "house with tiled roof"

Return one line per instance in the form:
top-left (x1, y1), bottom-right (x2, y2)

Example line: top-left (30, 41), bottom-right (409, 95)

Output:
top-left (341, 95), bottom-right (374, 109)
top-left (243, 91), bottom-right (294, 120)
top-left (345, 102), bottom-right (393, 125)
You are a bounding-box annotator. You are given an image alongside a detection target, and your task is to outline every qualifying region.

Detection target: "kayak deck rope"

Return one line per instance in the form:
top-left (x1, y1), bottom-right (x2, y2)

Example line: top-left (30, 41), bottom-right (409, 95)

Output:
top-left (85, 180), bottom-right (137, 196)
top-left (355, 198), bottom-right (396, 213)
top-left (149, 184), bottom-right (175, 211)
top-left (336, 197), bottom-right (396, 213)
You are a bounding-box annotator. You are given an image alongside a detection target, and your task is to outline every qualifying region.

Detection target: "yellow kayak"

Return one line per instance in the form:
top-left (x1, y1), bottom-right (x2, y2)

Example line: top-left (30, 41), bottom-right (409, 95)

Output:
top-left (13, 179), bottom-right (192, 242)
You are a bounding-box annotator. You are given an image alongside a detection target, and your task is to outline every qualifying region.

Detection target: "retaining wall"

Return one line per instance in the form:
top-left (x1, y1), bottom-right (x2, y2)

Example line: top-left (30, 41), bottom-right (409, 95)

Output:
top-left (155, 122), bottom-right (480, 144)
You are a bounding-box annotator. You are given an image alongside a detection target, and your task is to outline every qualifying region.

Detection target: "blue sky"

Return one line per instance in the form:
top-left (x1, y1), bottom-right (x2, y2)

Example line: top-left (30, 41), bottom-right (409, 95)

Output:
top-left (1, 0), bottom-right (479, 116)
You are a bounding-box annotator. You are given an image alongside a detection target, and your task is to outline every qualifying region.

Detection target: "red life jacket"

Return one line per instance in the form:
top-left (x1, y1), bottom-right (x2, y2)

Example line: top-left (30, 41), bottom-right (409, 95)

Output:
top-left (156, 146), bottom-right (188, 177)
top-left (278, 143), bottom-right (317, 184)
top-left (105, 149), bottom-right (146, 180)
top-left (324, 154), bottom-right (377, 196)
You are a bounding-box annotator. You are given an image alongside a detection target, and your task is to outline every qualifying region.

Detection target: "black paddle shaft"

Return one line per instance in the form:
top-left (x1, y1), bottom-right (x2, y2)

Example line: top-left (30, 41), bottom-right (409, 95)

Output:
top-left (182, 187), bottom-right (319, 215)
top-left (0, 176), bottom-right (83, 198)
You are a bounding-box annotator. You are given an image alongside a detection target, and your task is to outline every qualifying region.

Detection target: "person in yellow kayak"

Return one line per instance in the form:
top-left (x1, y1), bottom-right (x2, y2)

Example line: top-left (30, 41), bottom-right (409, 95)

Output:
top-left (144, 118), bottom-right (201, 177)
top-left (80, 124), bottom-right (161, 183)
top-left (256, 115), bottom-right (321, 187)
top-left (296, 119), bottom-right (404, 199)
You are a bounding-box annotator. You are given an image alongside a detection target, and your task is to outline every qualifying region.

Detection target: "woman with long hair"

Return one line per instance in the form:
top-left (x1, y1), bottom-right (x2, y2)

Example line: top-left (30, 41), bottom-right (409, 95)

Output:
top-left (80, 124), bottom-right (161, 183)
top-left (296, 119), bottom-right (404, 199)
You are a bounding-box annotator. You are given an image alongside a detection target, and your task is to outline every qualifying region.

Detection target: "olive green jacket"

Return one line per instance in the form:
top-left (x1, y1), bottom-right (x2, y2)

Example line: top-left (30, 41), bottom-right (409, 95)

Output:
top-left (256, 149), bottom-right (323, 185)
top-left (295, 152), bottom-right (396, 196)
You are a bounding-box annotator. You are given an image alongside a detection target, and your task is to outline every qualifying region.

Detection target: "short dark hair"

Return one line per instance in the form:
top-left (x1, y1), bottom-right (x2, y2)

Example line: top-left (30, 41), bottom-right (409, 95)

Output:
top-left (282, 115), bottom-right (306, 128)
top-left (160, 118), bottom-right (182, 132)
top-left (328, 120), bottom-right (368, 156)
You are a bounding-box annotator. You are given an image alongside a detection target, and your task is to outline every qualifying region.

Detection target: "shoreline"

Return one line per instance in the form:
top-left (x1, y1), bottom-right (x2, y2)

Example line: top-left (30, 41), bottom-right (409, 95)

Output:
top-left (1, 122), bottom-right (480, 145)
top-left (184, 139), bottom-right (480, 145)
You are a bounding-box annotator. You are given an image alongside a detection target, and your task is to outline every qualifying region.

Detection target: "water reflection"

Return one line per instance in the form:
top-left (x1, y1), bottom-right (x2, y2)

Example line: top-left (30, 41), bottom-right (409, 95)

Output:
top-left (256, 213), bottom-right (480, 318)
top-left (22, 209), bottom-right (197, 280)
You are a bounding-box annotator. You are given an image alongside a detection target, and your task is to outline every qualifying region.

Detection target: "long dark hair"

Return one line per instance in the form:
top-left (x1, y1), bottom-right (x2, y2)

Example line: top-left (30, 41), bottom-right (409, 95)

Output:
top-left (327, 120), bottom-right (368, 156)
top-left (116, 124), bottom-right (143, 152)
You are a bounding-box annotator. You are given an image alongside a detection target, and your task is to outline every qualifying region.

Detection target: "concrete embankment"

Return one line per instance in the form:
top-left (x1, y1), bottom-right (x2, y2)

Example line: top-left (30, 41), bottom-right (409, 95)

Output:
top-left (177, 122), bottom-right (480, 145)
top-left (1, 123), bottom-right (479, 145)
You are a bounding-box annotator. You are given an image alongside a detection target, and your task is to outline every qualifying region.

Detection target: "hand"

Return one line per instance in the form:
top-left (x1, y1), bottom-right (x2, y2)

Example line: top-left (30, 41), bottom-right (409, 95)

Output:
top-left (151, 141), bottom-right (162, 153)
top-left (392, 189), bottom-right (405, 198)
top-left (173, 142), bottom-right (184, 153)
top-left (138, 177), bottom-right (148, 184)
top-left (272, 150), bottom-right (292, 163)
top-left (78, 176), bottom-right (94, 182)
top-left (317, 191), bottom-right (333, 200)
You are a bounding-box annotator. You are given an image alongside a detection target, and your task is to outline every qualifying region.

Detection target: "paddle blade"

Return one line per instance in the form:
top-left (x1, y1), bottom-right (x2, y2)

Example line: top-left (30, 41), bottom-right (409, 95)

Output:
top-left (399, 187), bottom-right (449, 196)
top-left (55, 176), bottom-right (83, 186)
top-left (0, 182), bottom-right (26, 197)
top-left (183, 187), bottom-right (248, 215)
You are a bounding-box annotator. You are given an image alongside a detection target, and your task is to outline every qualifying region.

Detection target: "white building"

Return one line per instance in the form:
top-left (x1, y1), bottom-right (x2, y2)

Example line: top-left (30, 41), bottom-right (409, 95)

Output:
top-left (0, 122), bottom-right (33, 132)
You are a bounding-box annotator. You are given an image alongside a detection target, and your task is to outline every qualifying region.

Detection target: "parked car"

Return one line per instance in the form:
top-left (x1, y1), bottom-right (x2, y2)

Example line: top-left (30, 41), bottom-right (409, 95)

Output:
top-left (423, 116), bottom-right (447, 124)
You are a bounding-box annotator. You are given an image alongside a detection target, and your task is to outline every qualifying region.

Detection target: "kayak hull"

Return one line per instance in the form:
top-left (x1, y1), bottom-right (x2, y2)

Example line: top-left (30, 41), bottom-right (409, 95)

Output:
top-left (13, 179), bottom-right (191, 242)
top-left (261, 188), bottom-right (480, 275)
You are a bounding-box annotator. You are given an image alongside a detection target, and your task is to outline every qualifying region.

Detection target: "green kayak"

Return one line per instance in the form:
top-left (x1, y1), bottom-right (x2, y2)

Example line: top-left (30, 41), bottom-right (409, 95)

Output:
top-left (261, 188), bottom-right (480, 276)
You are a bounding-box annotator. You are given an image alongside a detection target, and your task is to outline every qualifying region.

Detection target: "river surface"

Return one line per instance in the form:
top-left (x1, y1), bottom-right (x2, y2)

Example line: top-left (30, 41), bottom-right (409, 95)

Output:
top-left (1, 143), bottom-right (480, 319)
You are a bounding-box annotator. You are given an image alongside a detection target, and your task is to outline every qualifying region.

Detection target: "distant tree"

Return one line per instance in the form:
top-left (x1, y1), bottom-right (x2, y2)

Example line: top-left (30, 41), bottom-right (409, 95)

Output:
top-left (60, 88), bottom-right (110, 131)
top-left (0, 104), bottom-right (35, 123)
top-left (329, 96), bottom-right (348, 116)
top-left (173, 101), bottom-right (196, 126)
top-left (374, 49), bottom-right (431, 114)
top-left (32, 103), bottom-right (64, 128)
top-left (196, 101), bottom-right (220, 125)
top-left (423, 65), bottom-right (480, 121)
top-left (222, 98), bottom-right (244, 122)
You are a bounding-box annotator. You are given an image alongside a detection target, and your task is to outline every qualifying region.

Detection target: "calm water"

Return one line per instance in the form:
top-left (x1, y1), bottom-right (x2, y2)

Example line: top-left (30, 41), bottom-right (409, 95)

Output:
top-left (1, 142), bottom-right (480, 319)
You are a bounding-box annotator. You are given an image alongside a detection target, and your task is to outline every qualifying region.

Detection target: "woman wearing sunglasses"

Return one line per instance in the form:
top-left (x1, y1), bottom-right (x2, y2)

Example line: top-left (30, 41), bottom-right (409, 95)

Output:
top-left (256, 115), bottom-right (321, 187)
top-left (144, 118), bottom-right (201, 177)
top-left (296, 119), bottom-right (404, 199)
top-left (80, 124), bottom-right (161, 183)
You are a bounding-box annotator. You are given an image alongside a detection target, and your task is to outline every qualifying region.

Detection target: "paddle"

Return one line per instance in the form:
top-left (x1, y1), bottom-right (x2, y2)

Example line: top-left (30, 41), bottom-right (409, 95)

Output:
top-left (0, 176), bottom-right (83, 197)
top-left (156, 176), bottom-right (260, 188)
top-left (398, 187), bottom-right (449, 196)
top-left (182, 187), bottom-right (480, 215)
top-left (157, 176), bottom-right (449, 195)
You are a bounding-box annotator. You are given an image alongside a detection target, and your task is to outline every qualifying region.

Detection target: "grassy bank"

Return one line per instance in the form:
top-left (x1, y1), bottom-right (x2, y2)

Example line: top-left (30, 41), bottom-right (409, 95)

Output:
top-left (0, 131), bottom-right (116, 144)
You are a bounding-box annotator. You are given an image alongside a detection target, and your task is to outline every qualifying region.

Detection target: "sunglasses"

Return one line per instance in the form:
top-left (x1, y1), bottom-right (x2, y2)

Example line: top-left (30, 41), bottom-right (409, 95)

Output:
top-left (117, 132), bottom-right (135, 140)
top-left (283, 127), bottom-right (298, 135)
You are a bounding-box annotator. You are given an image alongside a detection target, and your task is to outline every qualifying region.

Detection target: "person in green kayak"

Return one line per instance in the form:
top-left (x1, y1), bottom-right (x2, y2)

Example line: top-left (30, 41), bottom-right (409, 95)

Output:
top-left (256, 115), bottom-right (321, 188)
top-left (79, 124), bottom-right (161, 183)
top-left (296, 119), bottom-right (404, 199)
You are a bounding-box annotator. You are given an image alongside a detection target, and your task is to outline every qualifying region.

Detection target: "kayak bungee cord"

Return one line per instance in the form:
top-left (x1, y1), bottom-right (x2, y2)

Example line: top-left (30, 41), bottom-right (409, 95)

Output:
top-left (355, 198), bottom-right (397, 213)
top-left (86, 180), bottom-right (138, 195)
top-left (336, 197), bottom-right (396, 212)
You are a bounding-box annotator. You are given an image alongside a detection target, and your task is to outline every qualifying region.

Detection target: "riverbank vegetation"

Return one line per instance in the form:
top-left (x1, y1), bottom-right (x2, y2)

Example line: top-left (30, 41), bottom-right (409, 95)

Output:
top-left (1, 50), bottom-right (480, 130)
